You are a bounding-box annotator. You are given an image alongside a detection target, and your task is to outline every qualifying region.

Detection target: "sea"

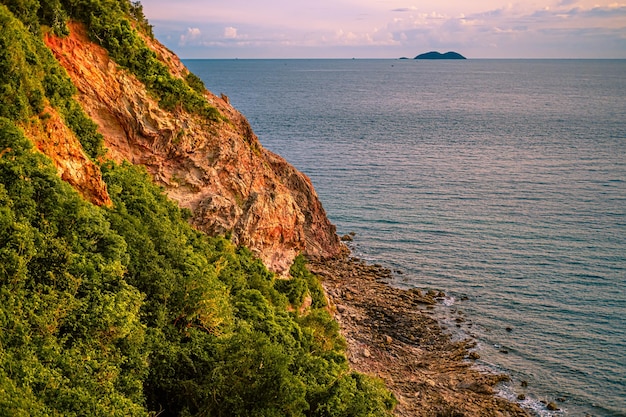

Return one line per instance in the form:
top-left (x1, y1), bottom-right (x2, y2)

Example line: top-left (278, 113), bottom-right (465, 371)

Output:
top-left (185, 59), bottom-right (626, 417)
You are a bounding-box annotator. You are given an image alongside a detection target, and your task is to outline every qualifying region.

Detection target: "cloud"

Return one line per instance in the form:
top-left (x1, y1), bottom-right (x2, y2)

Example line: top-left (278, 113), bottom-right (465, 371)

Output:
top-left (179, 27), bottom-right (201, 45)
top-left (146, 0), bottom-right (626, 58)
top-left (223, 26), bottom-right (238, 39)
top-left (577, 5), bottom-right (626, 18)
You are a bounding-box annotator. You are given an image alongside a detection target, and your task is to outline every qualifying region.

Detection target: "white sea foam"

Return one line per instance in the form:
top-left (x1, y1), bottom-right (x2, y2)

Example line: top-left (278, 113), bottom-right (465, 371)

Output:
top-left (441, 295), bottom-right (455, 306)
top-left (496, 385), bottom-right (567, 417)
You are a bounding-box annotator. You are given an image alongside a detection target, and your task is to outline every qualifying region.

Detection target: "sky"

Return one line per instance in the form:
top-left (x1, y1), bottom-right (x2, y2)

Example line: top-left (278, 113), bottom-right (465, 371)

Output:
top-left (140, 0), bottom-right (626, 58)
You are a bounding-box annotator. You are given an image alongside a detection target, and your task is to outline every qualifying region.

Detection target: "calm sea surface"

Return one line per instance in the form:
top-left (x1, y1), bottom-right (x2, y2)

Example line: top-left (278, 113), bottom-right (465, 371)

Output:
top-left (185, 59), bottom-right (626, 417)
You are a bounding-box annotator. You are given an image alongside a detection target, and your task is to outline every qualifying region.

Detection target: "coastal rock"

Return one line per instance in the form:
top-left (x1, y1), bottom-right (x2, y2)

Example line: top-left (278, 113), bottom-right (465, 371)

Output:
top-left (341, 234), bottom-right (354, 241)
top-left (459, 381), bottom-right (494, 395)
top-left (309, 256), bottom-right (530, 417)
top-left (468, 351), bottom-right (480, 360)
top-left (44, 23), bottom-right (344, 273)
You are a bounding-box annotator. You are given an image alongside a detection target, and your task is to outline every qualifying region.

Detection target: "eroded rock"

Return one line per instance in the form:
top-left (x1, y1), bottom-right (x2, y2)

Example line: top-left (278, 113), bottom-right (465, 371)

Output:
top-left (44, 23), bottom-right (344, 273)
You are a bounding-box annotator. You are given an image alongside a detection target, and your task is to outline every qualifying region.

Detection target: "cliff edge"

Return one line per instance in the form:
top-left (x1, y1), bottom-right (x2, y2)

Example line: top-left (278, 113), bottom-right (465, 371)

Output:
top-left (43, 22), bottom-right (343, 273)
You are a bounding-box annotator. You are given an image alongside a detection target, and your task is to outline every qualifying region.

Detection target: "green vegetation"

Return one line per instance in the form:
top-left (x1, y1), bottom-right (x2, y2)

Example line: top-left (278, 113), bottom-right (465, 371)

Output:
top-left (0, 2), bottom-right (397, 415)
top-left (84, 2), bottom-right (219, 120)
top-left (0, 119), bottom-right (395, 416)
top-left (2, 0), bottom-right (219, 121)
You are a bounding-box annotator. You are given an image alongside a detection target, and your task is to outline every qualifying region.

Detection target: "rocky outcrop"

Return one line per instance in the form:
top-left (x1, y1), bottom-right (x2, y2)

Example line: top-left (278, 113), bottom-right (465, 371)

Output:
top-left (23, 105), bottom-right (112, 207)
top-left (44, 23), bottom-right (343, 273)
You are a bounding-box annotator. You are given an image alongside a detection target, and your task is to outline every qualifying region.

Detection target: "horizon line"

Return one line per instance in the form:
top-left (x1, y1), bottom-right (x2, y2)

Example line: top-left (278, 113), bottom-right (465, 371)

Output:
top-left (180, 57), bottom-right (626, 60)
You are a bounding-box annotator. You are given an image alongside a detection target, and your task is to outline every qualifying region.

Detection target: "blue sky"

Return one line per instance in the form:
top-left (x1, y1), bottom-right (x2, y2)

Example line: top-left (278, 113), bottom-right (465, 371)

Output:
top-left (140, 0), bottom-right (626, 58)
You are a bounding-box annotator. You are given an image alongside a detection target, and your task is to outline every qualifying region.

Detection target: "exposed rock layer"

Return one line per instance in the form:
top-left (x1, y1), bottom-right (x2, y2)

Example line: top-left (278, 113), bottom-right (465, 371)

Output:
top-left (23, 106), bottom-right (111, 207)
top-left (43, 23), bottom-right (343, 272)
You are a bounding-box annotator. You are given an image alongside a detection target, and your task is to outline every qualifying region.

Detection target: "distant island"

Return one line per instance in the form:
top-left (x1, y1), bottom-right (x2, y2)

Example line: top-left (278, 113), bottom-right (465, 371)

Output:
top-left (414, 51), bottom-right (466, 60)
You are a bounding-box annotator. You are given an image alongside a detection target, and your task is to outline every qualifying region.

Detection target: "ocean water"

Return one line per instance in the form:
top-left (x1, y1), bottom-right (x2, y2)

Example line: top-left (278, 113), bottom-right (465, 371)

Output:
top-left (186, 59), bottom-right (626, 416)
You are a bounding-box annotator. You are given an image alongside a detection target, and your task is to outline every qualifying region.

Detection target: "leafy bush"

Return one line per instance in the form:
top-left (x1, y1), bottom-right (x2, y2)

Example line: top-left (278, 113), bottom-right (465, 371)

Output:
top-left (276, 254), bottom-right (328, 309)
top-left (185, 72), bottom-right (207, 94)
top-left (0, 0), bottom-right (40, 34)
top-left (0, 5), bottom-right (45, 121)
top-left (0, 118), bottom-right (148, 416)
top-left (313, 373), bottom-right (397, 417)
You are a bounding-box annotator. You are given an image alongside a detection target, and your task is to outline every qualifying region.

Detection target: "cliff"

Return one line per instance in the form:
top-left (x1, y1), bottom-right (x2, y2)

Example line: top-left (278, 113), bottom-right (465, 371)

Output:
top-left (42, 22), bottom-right (343, 273)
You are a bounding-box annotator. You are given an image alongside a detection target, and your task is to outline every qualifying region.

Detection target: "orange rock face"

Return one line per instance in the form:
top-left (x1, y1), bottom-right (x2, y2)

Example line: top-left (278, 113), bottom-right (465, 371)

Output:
top-left (23, 106), bottom-right (112, 207)
top-left (44, 23), bottom-right (344, 273)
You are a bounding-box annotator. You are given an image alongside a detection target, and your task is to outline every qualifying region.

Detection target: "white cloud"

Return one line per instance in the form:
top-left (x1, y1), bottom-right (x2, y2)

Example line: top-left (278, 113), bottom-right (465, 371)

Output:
top-left (143, 0), bottom-right (626, 58)
top-left (223, 26), bottom-right (238, 39)
top-left (179, 27), bottom-right (201, 45)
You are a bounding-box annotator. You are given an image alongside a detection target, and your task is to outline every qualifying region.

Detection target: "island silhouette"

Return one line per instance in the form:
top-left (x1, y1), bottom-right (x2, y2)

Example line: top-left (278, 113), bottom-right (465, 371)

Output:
top-left (414, 51), bottom-right (466, 60)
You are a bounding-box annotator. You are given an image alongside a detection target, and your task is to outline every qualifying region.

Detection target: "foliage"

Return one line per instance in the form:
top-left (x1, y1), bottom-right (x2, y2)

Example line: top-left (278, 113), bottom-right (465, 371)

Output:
top-left (0, 5), bottom-right (45, 121)
top-left (0, 118), bottom-right (148, 416)
top-left (128, 0), bottom-right (153, 37)
top-left (276, 254), bottom-right (328, 309)
top-left (185, 72), bottom-right (207, 94)
top-left (39, 0), bottom-right (70, 36)
top-left (0, 0), bottom-right (40, 34)
top-left (312, 373), bottom-right (397, 417)
top-left (0, 118), bottom-right (396, 415)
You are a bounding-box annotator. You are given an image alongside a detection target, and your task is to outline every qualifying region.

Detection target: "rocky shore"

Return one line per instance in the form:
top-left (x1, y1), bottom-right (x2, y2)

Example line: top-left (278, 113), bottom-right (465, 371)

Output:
top-left (309, 255), bottom-right (530, 417)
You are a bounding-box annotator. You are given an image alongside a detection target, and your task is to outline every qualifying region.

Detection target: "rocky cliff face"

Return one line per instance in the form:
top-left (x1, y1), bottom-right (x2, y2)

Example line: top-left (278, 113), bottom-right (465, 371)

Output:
top-left (23, 105), bottom-right (112, 207)
top-left (43, 22), bottom-right (344, 273)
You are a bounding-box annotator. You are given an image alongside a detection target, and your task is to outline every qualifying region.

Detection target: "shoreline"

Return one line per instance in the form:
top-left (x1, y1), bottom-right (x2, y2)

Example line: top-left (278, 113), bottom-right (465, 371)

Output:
top-left (309, 255), bottom-right (531, 417)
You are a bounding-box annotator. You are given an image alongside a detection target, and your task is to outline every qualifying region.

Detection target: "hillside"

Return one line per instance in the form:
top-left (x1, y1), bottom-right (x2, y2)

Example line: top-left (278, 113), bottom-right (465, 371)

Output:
top-left (4, 1), bottom-right (344, 275)
top-left (42, 21), bottom-right (345, 274)
top-left (0, 1), bottom-right (394, 415)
